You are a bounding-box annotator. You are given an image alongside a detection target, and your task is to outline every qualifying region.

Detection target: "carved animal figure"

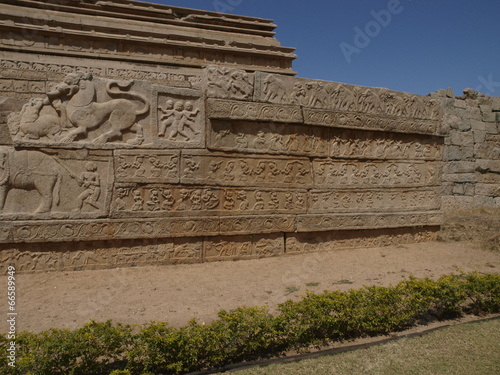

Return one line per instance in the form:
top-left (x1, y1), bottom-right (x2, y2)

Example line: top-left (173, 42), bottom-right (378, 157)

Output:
top-left (7, 98), bottom-right (62, 141)
top-left (46, 72), bottom-right (149, 145)
top-left (0, 148), bottom-right (62, 214)
top-left (380, 92), bottom-right (407, 117)
top-left (262, 74), bottom-right (286, 103)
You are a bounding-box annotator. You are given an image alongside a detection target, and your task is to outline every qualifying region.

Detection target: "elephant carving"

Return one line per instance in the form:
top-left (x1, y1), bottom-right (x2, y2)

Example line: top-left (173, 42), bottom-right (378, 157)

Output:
top-left (0, 148), bottom-right (62, 214)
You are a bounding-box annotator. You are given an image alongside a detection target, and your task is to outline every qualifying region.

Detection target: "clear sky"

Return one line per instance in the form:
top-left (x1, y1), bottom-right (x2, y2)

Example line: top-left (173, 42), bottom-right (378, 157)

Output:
top-left (143, 0), bottom-right (500, 96)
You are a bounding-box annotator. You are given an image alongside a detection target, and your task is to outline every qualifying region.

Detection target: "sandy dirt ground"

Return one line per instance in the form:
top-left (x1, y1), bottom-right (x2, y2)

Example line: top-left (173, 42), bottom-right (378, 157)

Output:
top-left (2, 241), bottom-right (499, 333)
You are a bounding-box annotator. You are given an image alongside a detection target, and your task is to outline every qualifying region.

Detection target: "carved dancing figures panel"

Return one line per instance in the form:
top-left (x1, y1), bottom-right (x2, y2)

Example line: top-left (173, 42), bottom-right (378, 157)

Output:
top-left (313, 160), bottom-right (441, 188)
top-left (152, 86), bottom-right (205, 148)
top-left (204, 234), bottom-right (284, 260)
top-left (209, 120), bottom-right (443, 160)
top-left (114, 150), bottom-right (180, 183)
top-left (181, 151), bottom-right (313, 188)
top-left (111, 184), bottom-right (308, 216)
top-left (209, 120), bottom-right (329, 157)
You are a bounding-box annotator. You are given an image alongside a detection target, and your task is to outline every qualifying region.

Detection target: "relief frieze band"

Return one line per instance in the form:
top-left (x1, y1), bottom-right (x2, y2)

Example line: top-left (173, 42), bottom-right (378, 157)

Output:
top-left (111, 185), bottom-right (309, 216)
top-left (180, 151), bottom-right (313, 188)
top-left (207, 98), bottom-right (304, 124)
top-left (313, 160), bottom-right (441, 188)
top-left (209, 120), bottom-right (443, 160)
top-left (254, 72), bottom-right (444, 122)
top-left (114, 150), bottom-right (180, 183)
top-left (0, 211), bottom-right (442, 244)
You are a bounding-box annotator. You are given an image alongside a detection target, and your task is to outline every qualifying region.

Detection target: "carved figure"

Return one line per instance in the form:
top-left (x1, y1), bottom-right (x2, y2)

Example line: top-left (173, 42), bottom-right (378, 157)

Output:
top-left (262, 74), bottom-right (286, 103)
top-left (160, 189), bottom-right (175, 211)
top-left (7, 98), bottom-right (62, 141)
top-left (74, 161), bottom-right (101, 211)
top-left (158, 99), bottom-right (174, 136)
top-left (43, 72), bottom-right (149, 144)
top-left (0, 148), bottom-right (62, 214)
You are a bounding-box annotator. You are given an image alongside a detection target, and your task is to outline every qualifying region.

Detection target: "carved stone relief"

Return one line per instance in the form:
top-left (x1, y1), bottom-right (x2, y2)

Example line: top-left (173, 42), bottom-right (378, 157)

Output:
top-left (181, 151), bottom-right (313, 188)
top-left (114, 150), bottom-right (180, 183)
top-left (313, 160), bottom-right (441, 188)
top-left (204, 233), bottom-right (284, 260)
top-left (286, 227), bottom-right (440, 254)
top-left (7, 72), bottom-right (150, 147)
top-left (152, 86), bottom-right (205, 148)
top-left (296, 212), bottom-right (444, 233)
top-left (254, 72), bottom-right (444, 121)
top-left (209, 120), bottom-right (329, 157)
top-left (310, 188), bottom-right (440, 212)
top-left (209, 120), bottom-right (443, 160)
top-left (111, 185), bottom-right (308, 216)
top-left (0, 146), bottom-right (112, 219)
top-left (206, 66), bottom-right (254, 100)
top-left (207, 98), bottom-right (304, 124)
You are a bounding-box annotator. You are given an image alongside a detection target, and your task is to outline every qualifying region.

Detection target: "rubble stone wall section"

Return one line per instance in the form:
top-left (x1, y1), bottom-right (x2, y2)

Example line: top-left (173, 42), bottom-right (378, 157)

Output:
top-left (435, 90), bottom-right (500, 210)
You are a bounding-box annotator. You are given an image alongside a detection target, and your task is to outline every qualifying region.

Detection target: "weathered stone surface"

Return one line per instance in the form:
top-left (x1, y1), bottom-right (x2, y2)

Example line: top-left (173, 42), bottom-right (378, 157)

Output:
top-left (445, 145), bottom-right (474, 161)
top-left (475, 183), bottom-right (500, 197)
top-left (286, 227), bottom-right (439, 254)
top-left (2, 0), bottom-right (499, 273)
top-left (450, 131), bottom-right (474, 147)
top-left (441, 196), bottom-right (474, 211)
top-left (444, 161), bottom-right (476, 174)
top-left (0, 1), bottom-right (297, 75)
top-left (207, 98), bottom-right (303, 123)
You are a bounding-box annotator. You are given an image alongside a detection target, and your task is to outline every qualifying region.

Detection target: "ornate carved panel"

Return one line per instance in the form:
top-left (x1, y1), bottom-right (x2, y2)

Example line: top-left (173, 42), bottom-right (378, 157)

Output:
top-left (0, 146), bottom-right (113, 219)
top-left (114, 150), bottom-right (180, 183)
top-left (180, 151), bottom-right (313, 188)
top-left (312, 160), bottom-right (441, 188)
top-left (152, 86), bottom-right (205, 148)
top-left (111, 185), bottom-right (308, 217)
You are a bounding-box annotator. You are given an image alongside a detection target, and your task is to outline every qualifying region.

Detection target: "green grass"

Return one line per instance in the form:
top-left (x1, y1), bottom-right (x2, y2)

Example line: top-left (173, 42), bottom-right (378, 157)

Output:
top-left (226, 319), bottom-right (500, 375)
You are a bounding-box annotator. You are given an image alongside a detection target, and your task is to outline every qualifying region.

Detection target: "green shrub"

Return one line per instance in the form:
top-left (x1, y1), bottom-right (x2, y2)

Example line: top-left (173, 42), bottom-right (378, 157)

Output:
top-left (1, 272), bottom-right (498, 375)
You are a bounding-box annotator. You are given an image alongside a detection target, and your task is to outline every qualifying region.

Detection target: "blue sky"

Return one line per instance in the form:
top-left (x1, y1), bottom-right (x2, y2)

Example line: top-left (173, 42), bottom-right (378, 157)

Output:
top-left (144, 0), bottom-right (500, 96)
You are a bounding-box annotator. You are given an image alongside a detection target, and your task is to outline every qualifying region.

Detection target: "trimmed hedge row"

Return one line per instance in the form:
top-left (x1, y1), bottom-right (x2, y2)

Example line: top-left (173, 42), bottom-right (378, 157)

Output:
top-left (1, 272), bottom-right (499, 375)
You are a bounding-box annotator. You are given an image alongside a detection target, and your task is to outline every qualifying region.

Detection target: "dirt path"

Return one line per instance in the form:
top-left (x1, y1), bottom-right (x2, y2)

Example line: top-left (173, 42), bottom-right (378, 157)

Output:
top-left (2, 241), bottom-right (499, 333)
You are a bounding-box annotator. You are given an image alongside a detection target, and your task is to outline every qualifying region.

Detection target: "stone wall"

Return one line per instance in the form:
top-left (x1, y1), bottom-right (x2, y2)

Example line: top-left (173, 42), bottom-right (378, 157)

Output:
top-left (0, 0), bottom-right (496, 274)
top-left (434, 89), bottom-right (500, 210)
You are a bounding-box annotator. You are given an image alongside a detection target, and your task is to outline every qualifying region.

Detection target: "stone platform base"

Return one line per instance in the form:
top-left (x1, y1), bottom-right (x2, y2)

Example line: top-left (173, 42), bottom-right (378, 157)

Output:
top-left (0, 226), bottom-right (440, 274)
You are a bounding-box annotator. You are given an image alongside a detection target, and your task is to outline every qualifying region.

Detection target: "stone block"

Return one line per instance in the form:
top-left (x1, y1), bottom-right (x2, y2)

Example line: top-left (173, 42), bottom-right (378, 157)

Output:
top-left (442, 173), bottom-right (476, 183)
top-left (444, 145), bottom-right (474, 161)
top-left (473, 129), bottom-right (486, 143)
top-left (480, 104), bottom-right (493, 114)
top-left (473, 195), bottom-right (495, 208)
top-left (464, 183), bottom-right (476, 196)
top-left (476, 172), bottom-right (500, 184)
top-left (495, 197), bottom-right (500, 207)
top-left (445, 161), bottom-right (476, 174)
top-left (482, 111), bottom-right (496, 123)
top-left (475, 183), bottom-right (500, 197)
top-left (454, 99), bottom-right (467, 108)
top-left (466, 107), bottom-right (482, 120)
top-left (485, 122), bottom-right (498, 134)
top-left (476, 159), bottom-right (500, 174)
top-left (441, 195), bottom-right (473, 211)
top-left (450, 131), bottom-right (474, 147)
top-left (452, 183), bottom-right (465, 195)
top-left (471, 120), bottom-right (486, 131)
